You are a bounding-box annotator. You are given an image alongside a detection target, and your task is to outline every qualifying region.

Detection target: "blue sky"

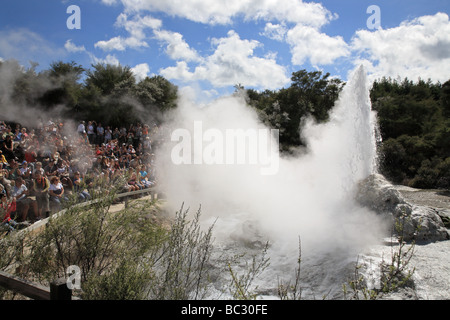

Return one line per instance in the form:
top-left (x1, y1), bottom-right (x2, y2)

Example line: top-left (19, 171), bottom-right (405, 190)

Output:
top-left (1, 0), bottom-right (450, 101)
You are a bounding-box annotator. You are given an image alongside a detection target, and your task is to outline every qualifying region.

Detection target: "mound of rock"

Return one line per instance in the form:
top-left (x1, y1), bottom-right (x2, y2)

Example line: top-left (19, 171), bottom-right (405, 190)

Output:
top-left (356, 174), bottom-right (450, 242)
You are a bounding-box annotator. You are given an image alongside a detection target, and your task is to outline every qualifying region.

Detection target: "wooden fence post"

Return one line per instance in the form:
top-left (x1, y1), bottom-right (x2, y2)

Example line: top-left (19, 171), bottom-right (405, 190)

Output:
top-left (50, 277), bottom-right (72, 300)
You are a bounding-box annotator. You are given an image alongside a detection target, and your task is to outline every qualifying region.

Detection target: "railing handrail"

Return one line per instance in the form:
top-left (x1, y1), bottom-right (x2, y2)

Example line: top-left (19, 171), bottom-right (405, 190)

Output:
top-left (17, 186), bottom-right (157, 235)
top-left (0, 187), bottom-right (158, 299)
top-left (0, 270), bottom-right (76, 300)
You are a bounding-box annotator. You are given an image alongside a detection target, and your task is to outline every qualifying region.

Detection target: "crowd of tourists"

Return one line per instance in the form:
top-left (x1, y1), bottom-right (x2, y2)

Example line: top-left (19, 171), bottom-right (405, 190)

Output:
top-left (1, 119), bottom-right (162, 233)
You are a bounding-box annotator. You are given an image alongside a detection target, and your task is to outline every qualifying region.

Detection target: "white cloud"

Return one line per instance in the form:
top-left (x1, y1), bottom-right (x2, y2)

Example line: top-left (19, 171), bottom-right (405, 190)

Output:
top-left (287, 25), bottom-right (350, 66)
top-left (89, 53), bottom-right (120, 66)
top-left (98, 0), bottom-right (344, 82)
top-left (101, 0), bottom-right (119, 5)
top-left (64, 39), bottom-right (86, 53)
top-left (131, 63), bottom-right (151, 81)
top-left (261, 23), bottom-right (287, 41)
top-left (178, 85), bottom-right (220, 105)
top-left (160, 61), bottom-right (195, 82)
top-left (351, 12), bottom-right (450, 83)
top-left (95, 14), bottom-right (162, 51)
top-left (160, 30), bottom-right (290, 90)
top-left (118, 0), bottom-right (335, 27)
top-left (63, 39), bottom-right (124, 69)
top-left (116, 13), bottom-right (162, 35)
top-left (0, 28), bottom-right (65, 63)
top-left (95, 35), bottom-right (147, 51)
top-left (154, 30), bottom-right (201, 62)
top-left (99, 1), bottom-right (450, 89)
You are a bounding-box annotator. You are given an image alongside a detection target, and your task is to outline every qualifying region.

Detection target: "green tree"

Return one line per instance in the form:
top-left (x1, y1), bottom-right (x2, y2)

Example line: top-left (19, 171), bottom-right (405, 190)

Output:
top-left (81, 63), bottom-right (138, 127)
top-left (245, 69), bottom-right (344, 152)
top-left (371, 77), bottom-right (450, 188)
top-left (39, 61), bottom-right (85, 113)
top-left (84, 63), bottom-right (135, 96)
top-left (80, 64), bottom-right (178, 128)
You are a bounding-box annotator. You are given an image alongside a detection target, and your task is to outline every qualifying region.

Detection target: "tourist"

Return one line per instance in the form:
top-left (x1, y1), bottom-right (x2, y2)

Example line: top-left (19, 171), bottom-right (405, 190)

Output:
top-left (72, 171), bottom-right (91, 202)
top-left (1, 187), bottom-right (18, 233)
top-left (33, 161), bottom-right (45, 178)
top-left (96, 122), bottom-right (104, 145)
top-left (77, 121), bottom-right (85, 135)
top-left (18, 161), bottom-right (32, 181)
top-left (49, 176), bottom-right (68, 212)
top-left (87, 121), bottom-right (95, 144)
top-left (12, 177), bottom-right (37, 221)
top-left (44, 159), bottom-right (59, 178)
top-left (127, 171), bottom-right (141, 192)
top-left (104, 126), bottom-right (112, 144)
top-left (112, 127), bottom-right (120, 141)
top-left (138, 165), bottom-right (153, 188)
top-left (32, 171), bottom-right (50, 219)
top-left (2, 135), bottom-right (14, 160)
top-left (7, 161), bottom-right (21, 185)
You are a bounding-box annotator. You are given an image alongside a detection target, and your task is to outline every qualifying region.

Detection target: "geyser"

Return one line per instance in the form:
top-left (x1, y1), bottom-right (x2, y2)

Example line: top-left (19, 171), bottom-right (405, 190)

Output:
top-left (155, 66), bottom-right (389, 298)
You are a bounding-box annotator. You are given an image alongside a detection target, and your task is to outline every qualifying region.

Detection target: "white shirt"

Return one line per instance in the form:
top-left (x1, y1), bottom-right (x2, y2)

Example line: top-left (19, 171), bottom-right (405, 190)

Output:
top-left (77, 123), bottom-right (85, 133)
top-left (12, 184), bottom-right (27, 200)
top-left (49, 183), bottom-right (63, 192)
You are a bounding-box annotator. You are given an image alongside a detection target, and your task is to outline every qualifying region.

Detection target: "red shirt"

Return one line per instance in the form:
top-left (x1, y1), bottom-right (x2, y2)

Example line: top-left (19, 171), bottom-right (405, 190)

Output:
top-left (1, 200), bottom-right (16, 223)
top-left (24, 151), bottom-right (36, 163)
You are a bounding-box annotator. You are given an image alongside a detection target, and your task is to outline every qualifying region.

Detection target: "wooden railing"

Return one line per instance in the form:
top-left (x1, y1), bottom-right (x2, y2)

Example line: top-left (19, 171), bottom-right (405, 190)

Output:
top-left (0, 271), bottom-right (72, 300)
top-left (17, 186), bottom-right (158, 235)
top-left (0, 187), bottom-right (158, 300)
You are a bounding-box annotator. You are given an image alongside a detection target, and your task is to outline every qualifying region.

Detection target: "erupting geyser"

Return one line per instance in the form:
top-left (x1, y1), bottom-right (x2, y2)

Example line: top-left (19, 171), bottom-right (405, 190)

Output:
top-left (155, 66), bottom-right (389, 299)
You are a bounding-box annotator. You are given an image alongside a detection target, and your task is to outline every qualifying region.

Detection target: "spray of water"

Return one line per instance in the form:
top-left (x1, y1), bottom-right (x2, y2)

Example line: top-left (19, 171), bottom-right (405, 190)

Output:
top-left (155, 66), bottom-right (389, 298)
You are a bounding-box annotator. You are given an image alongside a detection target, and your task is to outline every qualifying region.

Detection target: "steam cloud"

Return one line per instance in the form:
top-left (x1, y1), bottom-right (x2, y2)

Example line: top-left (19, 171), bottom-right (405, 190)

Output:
top-left (155, 66), bottom-right (389, 287)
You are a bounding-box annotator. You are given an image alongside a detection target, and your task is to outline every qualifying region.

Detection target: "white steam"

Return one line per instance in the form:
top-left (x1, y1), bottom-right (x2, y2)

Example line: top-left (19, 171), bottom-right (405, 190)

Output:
top-left (157, 66), bottom-right (386, 244)
top-left (155, 66), bottom-right (389, 297)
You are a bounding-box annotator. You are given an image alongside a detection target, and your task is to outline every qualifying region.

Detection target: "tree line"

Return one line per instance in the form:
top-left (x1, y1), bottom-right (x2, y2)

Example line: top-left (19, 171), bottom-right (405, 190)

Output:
top-left (0, 60), bottom-right (178, 129)
top-left (371, 77), bottom-right (450, 189)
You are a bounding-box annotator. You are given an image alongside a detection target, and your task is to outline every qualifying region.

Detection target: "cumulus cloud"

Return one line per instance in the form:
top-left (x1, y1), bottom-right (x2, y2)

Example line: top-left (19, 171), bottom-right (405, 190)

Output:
top-left (131, 63), bottom-right (151, 81)
top-left (261, 23), bottom-right (287, 41)
top-left (160, 30), bottom-right (290, 90)
top-left (95, 36), bottom-right (130, 52)
top-left (154, 30), bottom-right (201, 62)
top-left (0, 28), bottom-right (65, 63)
top-left (95, 13), bottom-right (162, 51)
top-left (101, 0), bottom-right (119, 5)
top-left (116, 0), bottom-right (335, 27)
top-left (97, 1), bottom-right (450, 90)
top-left (96, 0), bottom-right (342, 90)
top-left (64, 39), bottom-right (124, 69)
top-left (351, 12), bottom-right (450, 82)
top-left (160, 61), bottom-right (195, 82)
top-left (64, 39), bottom-right (86, 53)
top-left (89, 53), bottom-right (120, 66)
top-left (287, 25), bottom-right (350, 66)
